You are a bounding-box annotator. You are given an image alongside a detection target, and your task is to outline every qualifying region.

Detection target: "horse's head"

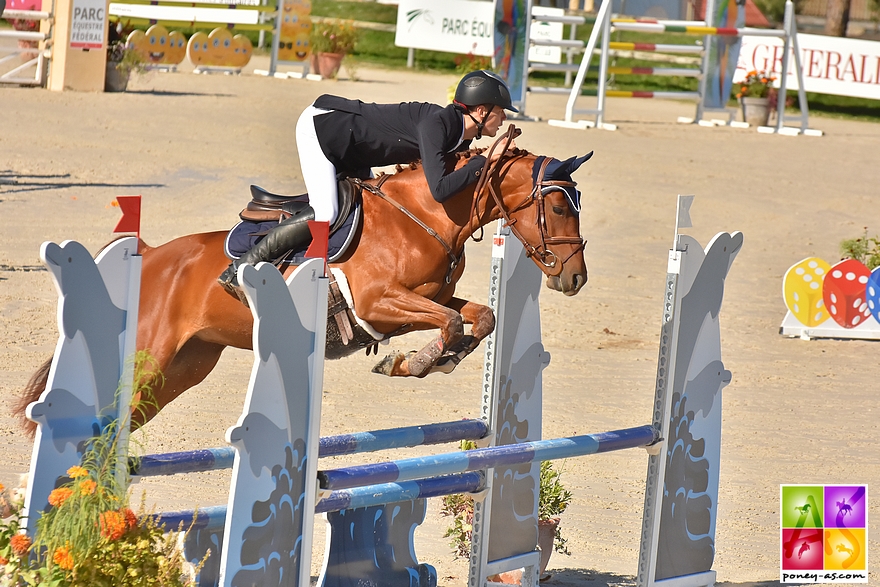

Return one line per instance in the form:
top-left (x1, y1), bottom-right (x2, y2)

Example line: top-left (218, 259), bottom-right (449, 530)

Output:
top-left (486, 149), bottom-right (591, 296)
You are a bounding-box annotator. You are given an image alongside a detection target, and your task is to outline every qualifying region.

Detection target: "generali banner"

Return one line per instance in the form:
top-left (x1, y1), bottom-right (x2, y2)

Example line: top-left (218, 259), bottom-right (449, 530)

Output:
top-left (394, 0), bottom-right (495, 57)
top-left (735, 33), bottom-right (880, 101)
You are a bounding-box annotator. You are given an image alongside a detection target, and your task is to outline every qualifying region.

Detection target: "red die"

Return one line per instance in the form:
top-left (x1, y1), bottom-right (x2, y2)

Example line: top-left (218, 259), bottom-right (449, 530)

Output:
top-left (823, 258), bottom-right (872, 328)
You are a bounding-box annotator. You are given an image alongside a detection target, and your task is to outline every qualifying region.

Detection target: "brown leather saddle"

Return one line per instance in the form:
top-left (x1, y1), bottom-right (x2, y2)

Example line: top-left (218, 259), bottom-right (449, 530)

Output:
top-left (238, 178), bottom-right (360, 235)
top-left (236, 178), bottom-right (365, 347)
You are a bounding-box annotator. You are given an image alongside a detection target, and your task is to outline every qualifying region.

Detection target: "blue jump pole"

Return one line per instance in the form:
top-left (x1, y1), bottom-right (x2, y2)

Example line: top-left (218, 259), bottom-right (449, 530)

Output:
top-left (154, 471), bottom-right (485, 532)
top-left (131, 418), bottom-right (489, 477)
top-left (318, 425), bottom-right (660, 491)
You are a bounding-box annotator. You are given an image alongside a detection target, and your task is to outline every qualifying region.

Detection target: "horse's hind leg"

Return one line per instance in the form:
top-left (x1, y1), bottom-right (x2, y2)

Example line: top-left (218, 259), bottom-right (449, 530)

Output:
top-left (134, 337), bottom-right (226, 427)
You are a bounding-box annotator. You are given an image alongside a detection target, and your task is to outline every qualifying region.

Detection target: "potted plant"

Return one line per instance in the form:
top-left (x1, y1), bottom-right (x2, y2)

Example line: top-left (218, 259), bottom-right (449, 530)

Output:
top-left (105, 21), bottom-right (146, 92)
top-left (0, 351), bottom-right (206, 585)
top-left (840, 227), bottom-right (880, 270)
top-left (309, 19), bottom-right (359, 79)
top-left (735, 69), bottom-right (776, 127)
top-left (440, 441), bottom-right (572, 581)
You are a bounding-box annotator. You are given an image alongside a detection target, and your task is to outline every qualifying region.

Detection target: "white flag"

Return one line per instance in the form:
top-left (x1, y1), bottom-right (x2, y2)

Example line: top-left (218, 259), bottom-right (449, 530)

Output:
top-left (676, 195), bottom-right (694, 229)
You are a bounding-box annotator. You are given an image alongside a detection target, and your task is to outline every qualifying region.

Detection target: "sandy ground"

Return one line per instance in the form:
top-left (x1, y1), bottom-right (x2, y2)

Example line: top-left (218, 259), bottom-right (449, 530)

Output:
top-left (1, 53), bottom-right (878, 587)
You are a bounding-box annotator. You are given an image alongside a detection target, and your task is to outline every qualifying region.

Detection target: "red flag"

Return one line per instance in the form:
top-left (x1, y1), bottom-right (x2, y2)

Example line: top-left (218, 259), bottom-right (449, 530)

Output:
top-left (113, 195), bottom-right (141, 236)
top-left (305, 220), bottom-right (330, 275)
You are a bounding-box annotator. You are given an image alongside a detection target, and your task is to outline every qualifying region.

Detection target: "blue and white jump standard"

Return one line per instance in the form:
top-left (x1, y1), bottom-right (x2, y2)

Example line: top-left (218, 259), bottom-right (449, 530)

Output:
top-left (21, 197), bottom-right (742, 587)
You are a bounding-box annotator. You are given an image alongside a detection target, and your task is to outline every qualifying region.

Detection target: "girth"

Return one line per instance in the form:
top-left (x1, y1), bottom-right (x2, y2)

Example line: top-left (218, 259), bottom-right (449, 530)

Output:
top-left (239, 179), bottom-right (361, 234)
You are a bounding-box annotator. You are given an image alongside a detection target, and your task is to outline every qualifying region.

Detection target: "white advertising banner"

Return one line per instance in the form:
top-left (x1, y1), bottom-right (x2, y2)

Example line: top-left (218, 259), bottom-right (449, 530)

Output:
top-left (395, 0), bottom-right (494, 56)
top-left (735, 33), bottom-right (880, 100)
top-left (529, 6), bottom-right (563, 64)
top-left (70, 0), bottom-right (106, 49)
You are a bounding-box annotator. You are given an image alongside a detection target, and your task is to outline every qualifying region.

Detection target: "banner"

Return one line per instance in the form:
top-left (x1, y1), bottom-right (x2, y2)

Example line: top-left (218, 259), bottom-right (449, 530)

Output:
top-left (493, 0), bottom-right (529, 107)
top-left (735, 33), bottom-right (880, 101)
top-left (528, 6), bottom-right (562, 65)
top-left (704, 0), bottom-right (745, 109)
top-left (395, 0), bottom-right (494, 57)
top-left (70, 0), bottom-right (106, 49)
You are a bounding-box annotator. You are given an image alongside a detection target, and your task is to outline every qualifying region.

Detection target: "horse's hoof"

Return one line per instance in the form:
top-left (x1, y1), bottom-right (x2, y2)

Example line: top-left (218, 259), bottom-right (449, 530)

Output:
top-left (431, 352), bottom-right (464, 375)
top-left (372, 352), bottom-right (406, 376)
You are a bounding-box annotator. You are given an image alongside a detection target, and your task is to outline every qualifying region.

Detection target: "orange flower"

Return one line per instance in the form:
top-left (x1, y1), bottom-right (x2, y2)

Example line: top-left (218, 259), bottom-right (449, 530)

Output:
top-left (48, 487), bottom-right (74, 507)
top-left (0, 555), bottom-right (8, 565)
top-left (53, 544), bottom-right (74, 570)
top-left (9, 534), bottom-right (31, 556)
top-left (99, 510), bottom-right (127, 540)
top-left (79, 479), bottom-right (97, 495)
top-left (67, 466), bottom-right (88, 478)
top-left (0, 482), bottom-right (5, 492)
top-left (122, 507), bottom-right (138, 529)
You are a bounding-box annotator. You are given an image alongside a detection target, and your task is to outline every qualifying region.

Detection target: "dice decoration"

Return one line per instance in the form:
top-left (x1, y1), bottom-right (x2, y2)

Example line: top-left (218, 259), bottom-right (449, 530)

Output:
top-left (823, 259), bottom-right (872, 328)
top-left (783, 257), bottom-right (831, 327)
top-left (784, 257), bottom-right (878, 328)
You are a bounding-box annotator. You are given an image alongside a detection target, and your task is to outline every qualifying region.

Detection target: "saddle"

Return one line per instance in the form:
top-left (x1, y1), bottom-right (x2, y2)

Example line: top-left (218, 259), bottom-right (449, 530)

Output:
top-left (232, 178), bottom-right (364, 347)
top-left (239, 178), bottom-right (360, 235)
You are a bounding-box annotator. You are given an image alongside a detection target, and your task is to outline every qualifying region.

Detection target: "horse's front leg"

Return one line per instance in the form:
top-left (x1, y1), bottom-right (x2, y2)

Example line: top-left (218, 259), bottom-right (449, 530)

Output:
top-left (363, 290), bottom-right (470, 378)
top-left (429, 297), bottom-right (495, 374)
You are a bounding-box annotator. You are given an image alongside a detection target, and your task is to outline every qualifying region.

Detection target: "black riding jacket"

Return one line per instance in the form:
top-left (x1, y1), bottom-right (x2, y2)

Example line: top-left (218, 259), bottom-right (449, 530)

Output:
top-left (312, 95), bottom-right (486, 203)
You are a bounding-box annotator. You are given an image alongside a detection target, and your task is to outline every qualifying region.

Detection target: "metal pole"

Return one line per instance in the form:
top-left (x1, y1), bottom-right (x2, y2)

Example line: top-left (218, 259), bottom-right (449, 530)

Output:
top-left (319, 425), bottom-right (660, 491)
top-left (775, 0), bottom-right (793, 132)
top-left (563, 0), bottom-right (610, 123)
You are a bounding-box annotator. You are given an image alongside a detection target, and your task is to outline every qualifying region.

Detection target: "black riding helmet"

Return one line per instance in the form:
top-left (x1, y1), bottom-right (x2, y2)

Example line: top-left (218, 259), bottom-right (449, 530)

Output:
top-left (453, 70), bottom-right (518, 139)
top-left (453, 70), bottom-right (518, 113)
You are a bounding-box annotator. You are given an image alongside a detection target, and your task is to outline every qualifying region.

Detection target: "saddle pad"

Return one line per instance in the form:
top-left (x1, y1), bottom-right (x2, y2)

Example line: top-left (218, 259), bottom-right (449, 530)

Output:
top-left (224, 203), bottom-right (361, 263)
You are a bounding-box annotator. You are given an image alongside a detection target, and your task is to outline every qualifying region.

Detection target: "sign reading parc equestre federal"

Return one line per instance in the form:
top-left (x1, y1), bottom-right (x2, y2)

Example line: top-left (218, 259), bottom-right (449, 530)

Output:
top-left (69, 0), bottom-right (106, 49)
top-left (394, 0), bottom-right (494, 56)
top-left (735, 34), bottom-right (880, 100)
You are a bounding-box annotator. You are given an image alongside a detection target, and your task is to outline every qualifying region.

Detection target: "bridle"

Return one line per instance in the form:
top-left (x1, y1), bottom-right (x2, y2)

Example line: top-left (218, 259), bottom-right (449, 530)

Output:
top-left (471, 124), bottom-right (586, 277)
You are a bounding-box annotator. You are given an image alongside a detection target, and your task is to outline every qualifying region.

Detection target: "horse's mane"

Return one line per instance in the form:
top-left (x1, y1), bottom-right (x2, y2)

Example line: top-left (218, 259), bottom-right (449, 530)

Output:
top-left (378, 147), bottom-right (533, 177)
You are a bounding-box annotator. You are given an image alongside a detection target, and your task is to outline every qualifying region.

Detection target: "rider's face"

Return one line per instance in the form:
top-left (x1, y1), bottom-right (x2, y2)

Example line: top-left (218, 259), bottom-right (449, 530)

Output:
top-left (481, 105), bottom-right (507, 137)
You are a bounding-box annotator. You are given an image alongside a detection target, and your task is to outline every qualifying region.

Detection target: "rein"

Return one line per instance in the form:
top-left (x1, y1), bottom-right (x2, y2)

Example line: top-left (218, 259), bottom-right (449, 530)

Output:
top-left (353, 174), bottom-right (462, 284)
top-left (472, 125), bottom-right (586, 277)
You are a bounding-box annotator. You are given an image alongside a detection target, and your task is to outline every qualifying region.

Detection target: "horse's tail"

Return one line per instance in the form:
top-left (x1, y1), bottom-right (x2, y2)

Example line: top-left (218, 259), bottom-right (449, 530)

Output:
top-left (14, 356), bottom-right (52, 438)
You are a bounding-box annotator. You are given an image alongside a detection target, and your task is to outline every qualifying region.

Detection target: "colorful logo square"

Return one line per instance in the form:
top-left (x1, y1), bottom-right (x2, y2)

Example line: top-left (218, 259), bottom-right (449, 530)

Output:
top-left (824, 528), bottom-right (866, 571)
top-left (780, 484), bottom-right (868, 584)
top-left (781, 485), bottom-right (824, 528)
top-left (824, 486), bottom-right (867, 528)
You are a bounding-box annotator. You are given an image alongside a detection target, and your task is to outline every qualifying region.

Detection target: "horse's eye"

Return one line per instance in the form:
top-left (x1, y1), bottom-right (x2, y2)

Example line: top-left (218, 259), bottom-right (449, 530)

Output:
top-left (552, 206), bottom-right (565, 215)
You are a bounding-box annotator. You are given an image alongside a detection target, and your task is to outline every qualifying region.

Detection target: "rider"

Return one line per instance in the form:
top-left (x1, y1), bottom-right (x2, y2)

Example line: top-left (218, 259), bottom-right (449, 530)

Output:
top-left (218, 69), bottom-right (518, 295)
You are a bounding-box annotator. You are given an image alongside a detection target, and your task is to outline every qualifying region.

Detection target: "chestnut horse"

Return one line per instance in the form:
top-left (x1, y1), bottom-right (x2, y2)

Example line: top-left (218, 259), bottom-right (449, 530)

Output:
top-left (16, 134), bottom-right (590, 433)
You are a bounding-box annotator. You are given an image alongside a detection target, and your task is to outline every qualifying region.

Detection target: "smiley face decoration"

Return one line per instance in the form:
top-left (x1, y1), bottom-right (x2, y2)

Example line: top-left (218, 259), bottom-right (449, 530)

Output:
top-left (278, 0), bottom-right (311, 62)
top-left (186, 27), bottom-right (253, 69)
top-left (127, 24), bottom-right (187, 67)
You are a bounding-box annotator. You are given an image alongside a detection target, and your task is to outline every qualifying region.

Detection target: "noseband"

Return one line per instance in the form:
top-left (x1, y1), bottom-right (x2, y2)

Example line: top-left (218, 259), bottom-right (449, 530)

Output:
top-left (472, 125), bottom-right (586, 277)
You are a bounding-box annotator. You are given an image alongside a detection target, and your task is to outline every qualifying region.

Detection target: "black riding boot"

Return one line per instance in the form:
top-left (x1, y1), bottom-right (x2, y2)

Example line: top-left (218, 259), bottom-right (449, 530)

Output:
top-left (218, 205), bottom-right (315, 297)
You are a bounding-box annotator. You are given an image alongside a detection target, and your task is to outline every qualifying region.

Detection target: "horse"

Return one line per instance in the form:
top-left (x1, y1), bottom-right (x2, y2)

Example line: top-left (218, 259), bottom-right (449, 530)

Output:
top-left (16, 129), bottom-right (591, 434)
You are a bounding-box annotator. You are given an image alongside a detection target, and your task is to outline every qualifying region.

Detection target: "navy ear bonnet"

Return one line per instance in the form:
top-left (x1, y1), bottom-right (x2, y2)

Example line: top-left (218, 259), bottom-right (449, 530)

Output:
top-left (531, 152), bottom-right (593, 214)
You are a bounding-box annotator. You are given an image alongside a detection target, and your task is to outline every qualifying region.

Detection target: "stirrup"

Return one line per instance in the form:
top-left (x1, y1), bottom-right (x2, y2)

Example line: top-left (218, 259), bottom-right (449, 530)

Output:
top-left (218, 261), bottom-right (251, 307)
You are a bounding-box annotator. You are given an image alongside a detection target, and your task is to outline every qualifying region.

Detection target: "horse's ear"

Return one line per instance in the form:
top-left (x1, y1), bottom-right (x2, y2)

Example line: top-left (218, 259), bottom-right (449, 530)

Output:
top-left (562, 151), bottom-right (593, 175)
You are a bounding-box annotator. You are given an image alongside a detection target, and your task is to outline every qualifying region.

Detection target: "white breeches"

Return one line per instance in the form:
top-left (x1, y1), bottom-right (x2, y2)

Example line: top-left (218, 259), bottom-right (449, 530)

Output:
top-left (296, 105), bottom-right (339, 224)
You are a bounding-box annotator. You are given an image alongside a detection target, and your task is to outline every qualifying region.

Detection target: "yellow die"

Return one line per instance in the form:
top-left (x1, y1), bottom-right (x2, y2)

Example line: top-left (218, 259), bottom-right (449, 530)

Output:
top-left (783, 257), bottom-right (831, 327)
